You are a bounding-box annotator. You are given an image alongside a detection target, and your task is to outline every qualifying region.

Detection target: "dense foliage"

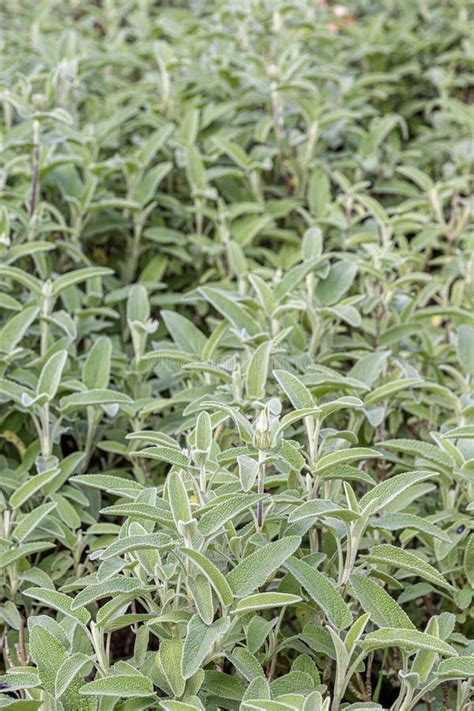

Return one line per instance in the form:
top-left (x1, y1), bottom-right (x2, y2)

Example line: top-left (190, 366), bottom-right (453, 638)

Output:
top-left (0, 1), bottom-right (473, 709)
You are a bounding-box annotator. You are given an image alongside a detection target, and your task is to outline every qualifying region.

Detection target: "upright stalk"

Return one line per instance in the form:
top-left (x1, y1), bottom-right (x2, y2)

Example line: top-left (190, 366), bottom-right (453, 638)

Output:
top-left (257, 449), bottom-right (266, 530)
top-left (29, 118), bottom-right (41, 226)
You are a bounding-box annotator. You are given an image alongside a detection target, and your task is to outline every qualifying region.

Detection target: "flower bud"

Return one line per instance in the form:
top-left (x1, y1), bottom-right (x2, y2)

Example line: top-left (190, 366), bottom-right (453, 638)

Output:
top-left (32, 93), bottom-right (46, 110)
top-left (253, 408), bottom-right (272, 450)
top-left (267, 64), bottom-right (279, 79)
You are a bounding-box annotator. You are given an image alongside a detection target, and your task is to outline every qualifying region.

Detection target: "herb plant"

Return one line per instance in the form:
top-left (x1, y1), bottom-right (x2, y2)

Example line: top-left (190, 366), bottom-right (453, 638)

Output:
top-left (0, 1), bottom-right (473, 710)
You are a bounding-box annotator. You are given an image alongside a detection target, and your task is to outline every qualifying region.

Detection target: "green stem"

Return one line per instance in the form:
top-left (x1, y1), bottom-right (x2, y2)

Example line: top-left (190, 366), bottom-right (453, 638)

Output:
top-left (199, 463), bottom-right (207, 499)
top-left (331, 650), bottom-right (367, 711)
top-left (40, 402), bottom-right (51, 458)
top-left (90, 622), bottom-right (109, 675)
top-left (408, 680), bottom-right (440, 710)
top-left (84, 408), bottom-right (101, 466)
top-left (256, 450), bottom-right (266, 530)
top-left (40, 296), bottom-right (50, 358)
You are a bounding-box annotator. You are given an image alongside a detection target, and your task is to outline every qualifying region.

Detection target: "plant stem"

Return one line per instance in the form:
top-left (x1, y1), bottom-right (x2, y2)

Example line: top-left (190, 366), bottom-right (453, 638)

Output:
top-left (257, 449), bottom-right (266, 530)
top-left (40, 294), bottom-right (51, 358)
top-left (29, 118), bottom-right (41, 228)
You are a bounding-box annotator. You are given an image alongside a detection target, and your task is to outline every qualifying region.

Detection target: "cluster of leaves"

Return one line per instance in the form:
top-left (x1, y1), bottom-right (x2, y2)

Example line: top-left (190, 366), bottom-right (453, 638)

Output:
top-left (0, 0), bottom-right (473, 709)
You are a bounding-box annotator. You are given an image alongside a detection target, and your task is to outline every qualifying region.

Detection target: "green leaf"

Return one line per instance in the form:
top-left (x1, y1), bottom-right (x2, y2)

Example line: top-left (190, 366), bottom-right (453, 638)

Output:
top-left (360, 114), bottom-right (403, 158)
top-left (273, 370), bottom-right (314, 409)
top-left (160, 701), bottom-right (204, 710)
top-left (0, 306), bottom-right (38, 354)
top-left (228, 536), bottom-right (301, 598)
top-left (201, 401), bottom-right (254, 443)
top-left (37, 350), bottom-right (67, 399)
top-left (178, 548), bottom-right (233, 607)
top-left (99, 533), bottom-right (173, 560)
top-left (83, 337), bottom-right (112, 390)
top-left (397, 165), bottom-right (434, 191)
top-left (198, 494), bottom-right (264, 536)
top-left (126, 431), bottom-right (180, 447)
top-left (373, 514), bottom-right (451, 542)
top-left (55, 654), bottom-right (93, 698)
top-left (60, 389), bottom-right (133, 412)
top-left (0, 542), bottom-right (55, 568)
top-left (436, 656), bottom-right (474, 679)
top-left (0, 702), bottom-right (42, 710)
top-left (457, 325), bottom-right (474, 374)
top-left (227, 240), bottom-right (248, 277)
top-left (137, 445), bottom-right (188, 468)
top-left (356, 194), bottom-right (388, 225)
top-left (316, 448), bottom-right (381, 475)
top-left (195, 411), bottom-right (212, 453)
top-left (52, 267), bottom-right (113, 297)
top-left (0, 671), bottom-right (40, 692)
top-left (14, 502), bottom-right (57, 543)
top-left (249, 275), bottom-right (275, 316)
top-left (0, 265), bottom-right (42, 295)
top-left (135, 162), bottom-right (172, 204)
top-left (242, 676), bottom-right (271, 700)
top-left (289, 500), bottom-right (358, 524)
top-left (242, 701), bottom-right (295, 710)
top-left (365, 378), bottom-right (422, 405)
top-left (230, 647), bottom-right (265, 681)
top-left (362, 628), bottom-right (456, 657)
top-left (162, 310), bottom-right (207, 355)
top-left (136, 123), bottom-right (174, 166)
top-left (465, 536), bottom-right (474, 587)
top-left (441, 425), bottom-right (474, 440)
top-left (349, 351), bottom-right (389, 386)
top-left (23, 587), bottom-right (90, 625)
top-left (127, 284), bottom-right (150, 323)
top-left (231, 215), bottom-right (273, 247)
top-left (238, 454), bottom-right (260, 492)
top-left (278, 406), bottom-right (323, 432)
top-left (71, 577), bottom-right (146, 609)
top-left (199, 287), bottom-right (260, 336)
top-left (29, 625), bottom-right (94, 710)
top-left (9, 468), bottom-right (59, 509)
top-left (181, 615), bottom-right (230, 679)
top-left (80, 674), bottom-right (154, 697)
top-left (359, 470), bottom-right (437, 509)
top-left (319, 396), bottom-right (364, 421)
top-left (182, 361), bottom-right (232, 382)
top-left (213, 137), bottom-right (251, 170)
top-left (234, 593), bottom-right (301, 614)
top-left (315, 261), bottom-right (357, 306)
top-left (185, 145), bottom-right (207, 192)
top-left (271, 670), bottom-right (314, 697)
top-left (188, 574), bottom-right (214, 625)
top-left (273, 257), bottom-right (326, 302)
top-left (246, 341), bottom-right (271, 400)
top-left (411, 617), bottom-right (439, 683)
top-left (71, 473), bottom-right (143, 498)
top-left (203, 670), bottom-right (245, 701)
top-left (28, 626), bottom-right (65, 694)
top-left (350, 574), bottom-right (414, 629)
top-left (378, 439), bottom-right (453, 471)
top-left (159, 638), bottom-right (185, 697)
top-left (168, 470), bottom-right (192, 525)
top-left (308, 168), bottom-right (330, 218)
top-left (285, 556), bottom-right (352, 630)
top-left (364, 544), bottom-right (455, 591)
top-left (100, 502), bottom-right (173, 526)
top-left (344, 613), bottom-right (370, 655)
top-left (302, 227), bottom-right (323, 261)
